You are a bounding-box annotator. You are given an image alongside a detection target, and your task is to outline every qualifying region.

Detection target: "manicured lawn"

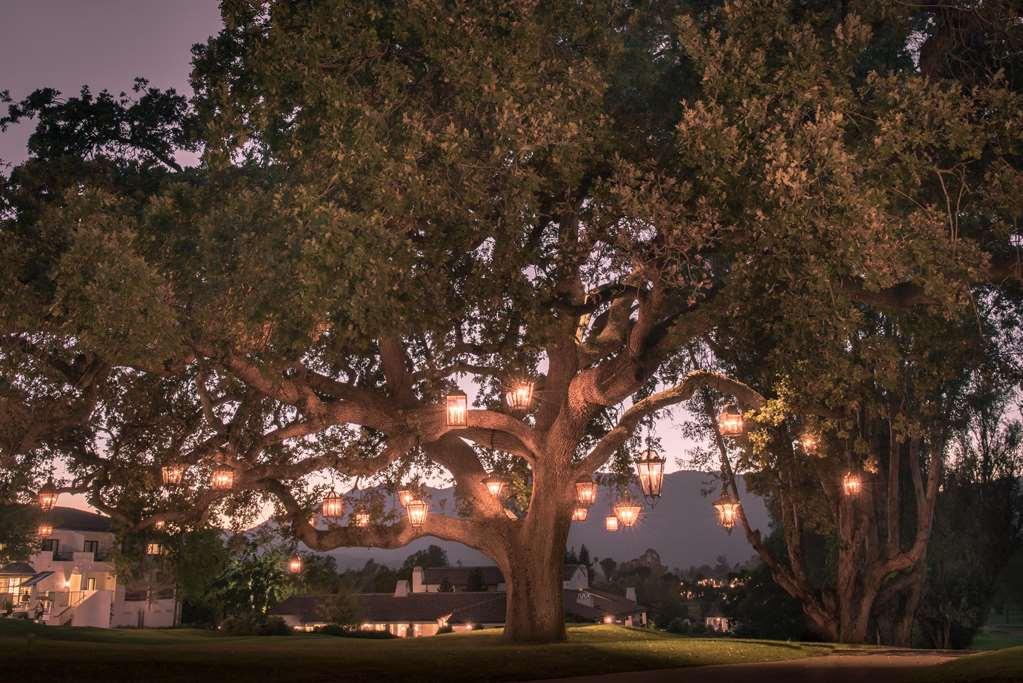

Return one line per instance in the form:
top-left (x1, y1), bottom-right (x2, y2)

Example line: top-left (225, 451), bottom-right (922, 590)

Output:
top-left (971, 625), bottom-right (1023, 651)
top-left (918, 646), bottom-right (1023, 682)
top-left (0, 621), bottom-right (834, 682)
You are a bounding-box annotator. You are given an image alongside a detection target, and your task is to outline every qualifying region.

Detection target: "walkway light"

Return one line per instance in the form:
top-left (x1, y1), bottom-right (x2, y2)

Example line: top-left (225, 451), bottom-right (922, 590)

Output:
top-left (635, 449), bottom-right (666, 501)
top-left (445, 390), bottom-right (468, 427)
top-left (713, 492), bottom-right (741, 532)
top-left (211, 465), bottom-right (235, 490)
top-left (406, 499), bottom-right (428, 528)
top-left (575, 475), bottom-right (598, 507)
top-left (288, 553), bottom-right (303, 574)
top-left (398, 489), bottom-right (415, 507)
top-left (38, 479), bottom-right (58, 511)
top-left (505, 379), bottom-right (534, 412)
top-left (718, 406), bottom-right (744, 437)
top-left (614, 493), bottom-right (642, 529)
top-left (604, 514), bottom-right (619, 532)
top-left (161, 463), bottom-right (186, 487)
top-left (37, 523), bottom-right (53, 537)
top-left (482, 474), bottom-right (507, 498)
top-left (322, 489), bottom-right (344, 520)
top-left (842, 472), bottom-right (863, 497)
top-left (572, 507), bottom-right (589, 522)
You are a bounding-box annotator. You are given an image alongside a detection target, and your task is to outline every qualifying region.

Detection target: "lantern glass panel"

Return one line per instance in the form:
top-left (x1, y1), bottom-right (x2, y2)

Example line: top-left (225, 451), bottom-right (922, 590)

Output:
top-left (398, 489), bottom-right (415, 507)
top-left (798, 432), bottom-right (819, 454)
top-left (575, 477), bottom-right (598, 507)
top-left (614, 498), bottom-right (642, 528)
top-left (145, 542), bottom-right (163, 556)
top-left (572, 507), bottom-right (588, 522)
top-left (37, 523), bottom-right (53, 537)
top-left (635, 449), bottom-right (666, 499)
top-left (713, 493), bottom-right (741, 531)
top-left (842, 472), bottom-right (863, 496)
top-left (406, 499), bottom-right (429, 527)
top-left (161, 463), bottom-right (185, 486)
top-left (445, 392), bottom-right (468, 427)
top-left (505, 380), bottom-right (534, 412)
top-left (211, 466), bottom-right (234, 490)
top-left (38, 481), bottom-right (58, 511)
top-left (322, 490), bottom-right (345, 519)
top-left (718, 408), bottom-right (744, 437)
top-left (288, 554), bottom-right (303, 574)
top-left (604, 514), bottom-right (619, 532)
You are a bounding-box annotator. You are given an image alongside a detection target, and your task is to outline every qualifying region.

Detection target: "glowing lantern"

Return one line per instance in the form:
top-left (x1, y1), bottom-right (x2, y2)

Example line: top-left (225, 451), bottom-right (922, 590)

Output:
top-left (37, 523), bottom-right (53, 537)
top-left (718, 406), bottom-right (745, 437)
top-left (482, 474), bottom-right (507, 498)
top-left (154, 520), bottom-right (166, 531)
top-left (288, 553), bottom-right (303, 574)
top-left (713, 492), bottom-right (741, 532)
top-left (572, 507), bottom-right (589, 522)
top-left (603, 615), bottom-right (615, 624)
top-left (161, 463), bottom-right (186, 487)
top-left (38, 479), bottom-right (58, 511)
top-left (614, 494), bottom-right (642, 529)
top-left (398, 489), bottom-right (416, 507)
top-left (211, 465), bottom-right (235, 490)
top-left (145, 542), bottom-right (163, 556)
top-left (842, 471), bottom-right (863, 497)
top-left (505, 379), bottom-right (534, 412)
top-left (322, 489), bottom-right (344, 520)
top-left (353, 509), bottom-right (371, 528)
top-left (635, 449), bottom-right (666, 501)
top-left (575, 475), bottom-right (598, 507)
top-left (406, 499), bottom-right (429, 528)
top-left (604, 514), bottom-right (619, 532)
top-left (798, 432), bottom-right (819, 455)
top-left (445, 390), bottom-right (468, 427)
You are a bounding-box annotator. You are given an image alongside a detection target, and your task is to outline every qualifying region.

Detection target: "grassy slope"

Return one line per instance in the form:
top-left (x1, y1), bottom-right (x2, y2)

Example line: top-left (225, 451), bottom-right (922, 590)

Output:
top-left (0, 621), bottom-right (832, 682)
top-left (920, 646), bottom-right (1023, 683)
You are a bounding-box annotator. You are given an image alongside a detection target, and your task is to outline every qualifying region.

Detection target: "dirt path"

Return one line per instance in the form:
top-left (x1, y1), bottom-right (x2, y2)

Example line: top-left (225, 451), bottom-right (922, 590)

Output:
top-left (529, 650), bottom-right (965, 683)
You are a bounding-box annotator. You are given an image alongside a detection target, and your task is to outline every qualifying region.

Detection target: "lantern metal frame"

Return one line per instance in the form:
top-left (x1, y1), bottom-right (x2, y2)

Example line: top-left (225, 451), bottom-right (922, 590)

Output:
top-left (482, 474), bottom-right (507, 498)
top-left (842, 471), bottom-right (863, 497)
top-left (712, 491), bottom-right (742, 533)
top-left (145, 542), bottom-right (164, 556)
top-left (504, 378), bottom-right (535, 413)
top-left (613, 492), bottom-right (642, 529)
top-left (571, 506), bottom-right (589, 522)
top-left (718, 405), bottom-right (745, 438)
top-left (37, 522), bottom-right (54, 537)
top-left (211, 465), bottom-right (235, 491)
top-left (445, 390), bottom-right (469, 427)
top-left (37, 479), bottom-right (58, 512)
top-left (397, 488), bottom-right (416, 508)
top-left (406, 498), bottom-right (429, 528)
top-left (575, 475), bottom-right (598, 507)
top-left (288, 553), bottom-right (304, 574)
top-left (353, 508), bottom-right (371, 528)
top-left (635, 448), bottom-right (666, 502)
top-left (161, 463), bottom-right (186, 487)
top-left (604, 513), bottom-right (620, 532)
top-left (322, 488), bottom-right (345, 520)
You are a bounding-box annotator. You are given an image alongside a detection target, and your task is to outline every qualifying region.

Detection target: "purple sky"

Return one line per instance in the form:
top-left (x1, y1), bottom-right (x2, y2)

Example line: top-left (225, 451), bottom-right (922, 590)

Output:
top-left (1, 0), bottom-right (222, 166)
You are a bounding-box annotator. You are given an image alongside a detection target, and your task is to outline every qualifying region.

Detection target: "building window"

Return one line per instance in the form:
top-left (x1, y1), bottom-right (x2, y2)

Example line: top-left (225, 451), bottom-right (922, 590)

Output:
top-left (41, 539), bottom-right (58, 554)
top-left (86, 578), bottom-right (97, 591)
top-left (84, 540), bottom-right (99, 555)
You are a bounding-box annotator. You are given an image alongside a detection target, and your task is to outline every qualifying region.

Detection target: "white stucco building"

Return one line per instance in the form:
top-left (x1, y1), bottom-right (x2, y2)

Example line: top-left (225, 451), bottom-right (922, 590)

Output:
top-left (0, 507), bottom-right (178, 628)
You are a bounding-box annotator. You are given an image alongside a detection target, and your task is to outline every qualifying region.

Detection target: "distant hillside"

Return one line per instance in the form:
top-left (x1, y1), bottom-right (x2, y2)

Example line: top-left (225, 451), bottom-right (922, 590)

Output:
top-left (282, 471), bottom-right (769, 571)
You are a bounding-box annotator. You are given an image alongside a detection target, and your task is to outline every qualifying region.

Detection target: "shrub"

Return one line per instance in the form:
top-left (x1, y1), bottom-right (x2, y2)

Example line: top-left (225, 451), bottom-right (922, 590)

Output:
top-left (257, 616), bottom-right (291, 636)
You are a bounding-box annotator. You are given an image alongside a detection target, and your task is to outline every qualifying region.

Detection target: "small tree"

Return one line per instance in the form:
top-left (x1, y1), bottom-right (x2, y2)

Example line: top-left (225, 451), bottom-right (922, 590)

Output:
top-left (317, 586), bottom-right (361, 631)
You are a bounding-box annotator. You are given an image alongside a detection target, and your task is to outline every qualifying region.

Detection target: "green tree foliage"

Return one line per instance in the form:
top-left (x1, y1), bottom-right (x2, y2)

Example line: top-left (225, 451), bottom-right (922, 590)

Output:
top-left (316, 585), bottom-right (361, 630)
top-left (211, 541), bottom-right (290, 620)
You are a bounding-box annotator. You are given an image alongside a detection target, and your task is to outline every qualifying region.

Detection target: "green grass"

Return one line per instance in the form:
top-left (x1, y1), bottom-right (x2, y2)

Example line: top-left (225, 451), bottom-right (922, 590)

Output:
top-left (971, 625), bottom-right (1023, 651)
top-left (0, 621), bottom-right (834, 682)
top-left (917, 646), bottom-right (1023, 682)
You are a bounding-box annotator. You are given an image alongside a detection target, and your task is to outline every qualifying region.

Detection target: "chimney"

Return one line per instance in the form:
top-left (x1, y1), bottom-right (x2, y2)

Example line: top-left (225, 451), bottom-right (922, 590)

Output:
top-left (411, 566), bottom-right (425, 593)
top-left (394, 580), bottom-right (409, 597)
top-left (625, 587), bottom-right (637, 603)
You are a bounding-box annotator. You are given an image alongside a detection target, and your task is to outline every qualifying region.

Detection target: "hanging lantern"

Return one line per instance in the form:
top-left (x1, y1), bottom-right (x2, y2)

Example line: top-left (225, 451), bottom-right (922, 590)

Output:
top-left (161, 463), bottom-right (186, 487)
top-left (842, 471), bottom-right (863, 497)
top-left (406, 499), bottom-right (429, 528)
top-left (288, 553), bottom-right (304, 574)
top-left (211, 465), bottom-right (235, 490)
top-left (572, 507), bottom-right (589, 522)
top-left (482, 474), bottom-right (507, 498)
top-left (145, 542), bottom-right (163, 556)
top-left (718, 406), bottom-right (745, 437)
top-left (398, 489), bottom-right (416, 508)
top-left (37, 479), bottom-right (58, 511)
top-left (154, 520), bottom-right (167, 531)
top-left (575, 475), bottom-right (598, 507)
top-left (322, 489), bottom-right (344, 520)
top-left (37, 522), bottom-right (53, 537)
top-left (635, 449), bottom-right (666, 501)
top-left (505, 379), bottom-right (535, 412)
top-left (713, 492), bottom-right (742, 532)
top-left (353, 508), bottom-right (371, 528)
top-left (797, 432), bottom-right (819, 455)
top-left (445, 390), bottom-right (468, 427)
top-left (614, 493), bottom-right (642, 529)
top-left (604, 514), bottom-right (619, 532)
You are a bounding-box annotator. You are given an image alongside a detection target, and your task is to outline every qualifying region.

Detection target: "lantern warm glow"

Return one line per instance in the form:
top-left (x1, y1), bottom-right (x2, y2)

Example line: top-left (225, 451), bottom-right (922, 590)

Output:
top-left (445, 390), bottom-right (468, 427)
top-left (614, 495), bottom-right (642, 529)
top-left (211, 465), bottom-right (235, 490)
top-left (482, 474), bottom-right (507, 498)
top-left (718, 406), bottom-right (745, 437)
top-left (635, 449), bottom-right (666, 501)
top-left (798, 432), bottom-right (819, 455)
top-left (37, 480), bottom-right (58, 511)
top-left (713, 492), bottom-right (741, 532)
top-left (354, 509), bottom-right (371, 527)
top-left (37, 523), bottom-right (53, 537)
top-left (604, 514), bottom-right (619, 532)
top-left (603, 615), bottom-right (615, 624)
top-left (145, 542), bottom-right (163, 556)
top-left (575, 475), bottom-right (598, 507)
top-left (505, 380), bottom-right (534, 412)
top-left (288, 553), bottom-right (304, 574)
top-left (842, 472), bottom-right (863, 497)
top-left (161, 463), bottom-right (186, 486)
top-left (406, 499), bottom-right (429, 527)
top-left (572, 507), bottom-right (589, 522)
top-left (322, 489), bottom-right (345, 519)
top-left (398, 489), bottom-right (416, 507)
top-left (154, 520), bottom-right (167, 531)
